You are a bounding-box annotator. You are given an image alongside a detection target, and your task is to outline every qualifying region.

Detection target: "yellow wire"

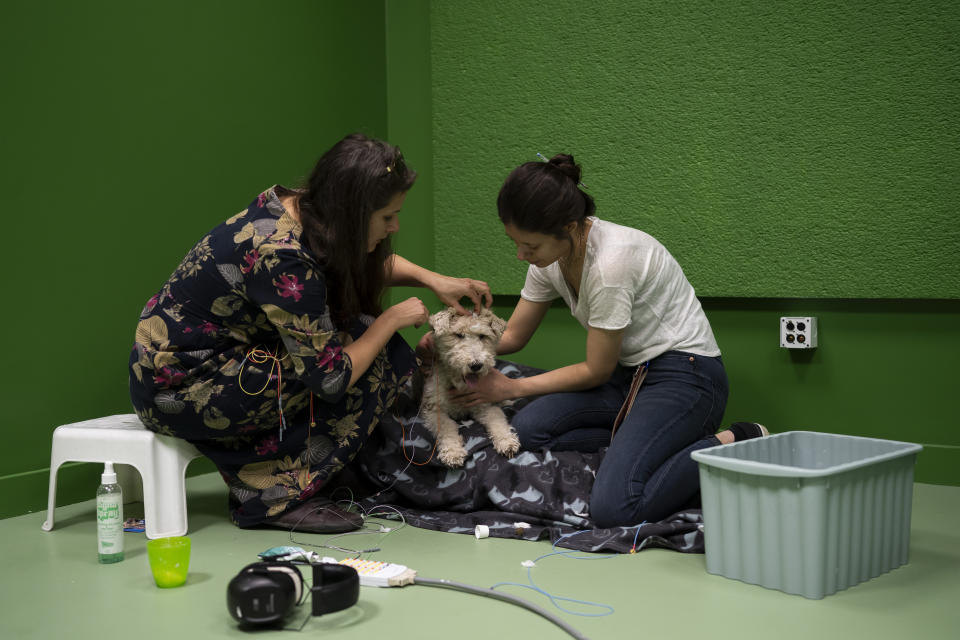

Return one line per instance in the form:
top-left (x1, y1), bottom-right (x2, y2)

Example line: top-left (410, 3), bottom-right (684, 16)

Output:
top-left (238, 346), bottom-right (284, 395)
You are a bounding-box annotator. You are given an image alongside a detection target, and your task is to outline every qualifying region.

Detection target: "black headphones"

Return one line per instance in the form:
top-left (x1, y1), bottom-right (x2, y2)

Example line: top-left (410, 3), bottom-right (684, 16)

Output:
top-left (227, 561), bottom-right (360, 627)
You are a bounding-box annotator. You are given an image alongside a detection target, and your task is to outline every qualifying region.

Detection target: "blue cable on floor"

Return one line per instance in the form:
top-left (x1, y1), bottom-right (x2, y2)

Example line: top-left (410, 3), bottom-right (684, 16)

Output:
top-left (631, 523), bottom-right (643, 551)
top-left (490, 528), bottom-right (645, 617)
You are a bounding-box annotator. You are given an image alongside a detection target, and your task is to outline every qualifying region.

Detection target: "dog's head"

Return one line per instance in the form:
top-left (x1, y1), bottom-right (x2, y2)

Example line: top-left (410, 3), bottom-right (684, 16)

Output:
top-left (429, 307), bottom-right (506, 388)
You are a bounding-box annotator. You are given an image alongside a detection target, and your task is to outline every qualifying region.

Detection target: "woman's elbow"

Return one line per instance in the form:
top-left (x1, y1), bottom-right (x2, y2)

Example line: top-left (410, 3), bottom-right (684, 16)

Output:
top-left (496, 334), bottom-right (525, 356)
top-left (583, 362), bottom-right (616, 388)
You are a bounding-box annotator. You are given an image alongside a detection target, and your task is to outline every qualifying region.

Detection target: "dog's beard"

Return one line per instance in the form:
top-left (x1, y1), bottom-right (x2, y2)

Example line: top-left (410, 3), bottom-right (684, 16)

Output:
top-left (435, 343), bottom-right (491, 390)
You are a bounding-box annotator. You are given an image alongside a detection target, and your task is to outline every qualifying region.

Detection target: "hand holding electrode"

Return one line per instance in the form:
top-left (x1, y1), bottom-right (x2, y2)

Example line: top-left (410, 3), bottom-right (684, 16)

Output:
top-left (386, 297), bottom-right (429, 331)
top-left (430, 275), bottom-right (492, 315)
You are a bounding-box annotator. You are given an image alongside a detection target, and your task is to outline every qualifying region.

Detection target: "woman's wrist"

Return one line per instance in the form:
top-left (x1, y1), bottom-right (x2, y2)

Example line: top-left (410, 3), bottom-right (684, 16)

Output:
top-left (504, 375), bottom-right (526, 401)
top-left (420, 270), bottom-right (446, 294)
top-left (387, 255), bottom-right (433, 289)
top-left (374, 306), bottom-right (402, 334)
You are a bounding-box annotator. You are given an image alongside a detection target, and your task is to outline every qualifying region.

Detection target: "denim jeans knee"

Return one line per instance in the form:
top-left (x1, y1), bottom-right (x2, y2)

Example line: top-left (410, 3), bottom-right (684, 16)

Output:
top-left (588, 352), bottom-right (728, 526)
top-left (510, 367), bottom-right (632, 453)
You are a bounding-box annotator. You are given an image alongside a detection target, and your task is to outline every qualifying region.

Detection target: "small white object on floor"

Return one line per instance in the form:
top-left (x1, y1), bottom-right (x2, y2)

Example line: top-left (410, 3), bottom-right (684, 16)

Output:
top-left (521, 560), bottom-right (536, 568)
top-left (475, 524), bottom-right (490, 539)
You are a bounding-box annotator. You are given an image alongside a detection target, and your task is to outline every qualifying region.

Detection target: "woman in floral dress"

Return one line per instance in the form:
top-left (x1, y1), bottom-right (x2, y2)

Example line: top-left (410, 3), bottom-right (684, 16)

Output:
top-left (129, 134), bottom-right (491, 531)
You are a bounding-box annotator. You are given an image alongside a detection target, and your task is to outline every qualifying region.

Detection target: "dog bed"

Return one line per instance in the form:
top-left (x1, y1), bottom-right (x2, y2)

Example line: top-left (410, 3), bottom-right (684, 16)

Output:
top-left (351, 361), bottom-right (704, 554)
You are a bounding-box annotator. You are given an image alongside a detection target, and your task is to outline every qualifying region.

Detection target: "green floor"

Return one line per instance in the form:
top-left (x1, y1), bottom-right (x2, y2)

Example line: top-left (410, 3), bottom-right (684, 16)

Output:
top-left (2, 473), bottom-right (958, 639)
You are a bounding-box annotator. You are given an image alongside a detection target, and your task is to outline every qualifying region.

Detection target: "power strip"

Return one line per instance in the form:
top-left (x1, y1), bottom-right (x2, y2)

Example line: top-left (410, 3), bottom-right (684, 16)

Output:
top-left (322, 557), bottom-right (417, 587)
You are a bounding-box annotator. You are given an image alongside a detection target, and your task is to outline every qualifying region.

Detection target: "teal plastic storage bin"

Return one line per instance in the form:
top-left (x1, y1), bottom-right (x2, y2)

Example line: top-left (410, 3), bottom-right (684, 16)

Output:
top-left (691, 431), bottom-right (922, 599)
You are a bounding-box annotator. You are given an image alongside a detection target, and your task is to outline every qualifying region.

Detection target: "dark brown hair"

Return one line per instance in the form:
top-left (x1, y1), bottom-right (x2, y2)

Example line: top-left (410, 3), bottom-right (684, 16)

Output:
top-left (497, 153), bottom-right (595, 242)
top-left (296, 133), bottom-right (416, 322)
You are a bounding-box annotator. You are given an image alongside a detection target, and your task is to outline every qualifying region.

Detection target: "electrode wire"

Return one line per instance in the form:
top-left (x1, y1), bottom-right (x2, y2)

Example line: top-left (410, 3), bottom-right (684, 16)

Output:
top-left (286, 500), bottom-right (409, 558)
top-left (400, 367), bottom-right (441, 466)
top-left (238, 344), bottom-right (297, 440)
top-left (489, 530), bottom-right (617, 618)
top-left (413, 576), bottom-right (589, 640)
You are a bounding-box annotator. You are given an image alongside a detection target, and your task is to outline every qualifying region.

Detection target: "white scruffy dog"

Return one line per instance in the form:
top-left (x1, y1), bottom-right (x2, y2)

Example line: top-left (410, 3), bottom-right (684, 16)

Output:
top-left (421, 307), bottom-right (521, 467)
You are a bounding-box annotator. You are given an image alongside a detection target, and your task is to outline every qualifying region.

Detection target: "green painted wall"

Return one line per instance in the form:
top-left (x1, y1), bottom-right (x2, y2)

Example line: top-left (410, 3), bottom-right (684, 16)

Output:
top-left (385, 0), bottom-right (436, 310)
top-left (0, 0), bottom-right (390, 518)
top-left (430, 0), bottom-right (960, 298)
top-left (3, 1), bottom-right (956, 521)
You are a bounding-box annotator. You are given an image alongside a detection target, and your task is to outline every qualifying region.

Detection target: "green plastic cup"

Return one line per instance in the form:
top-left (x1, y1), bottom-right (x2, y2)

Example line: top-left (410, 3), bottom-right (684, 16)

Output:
top-left (146, 536), bottom-right (191, 588)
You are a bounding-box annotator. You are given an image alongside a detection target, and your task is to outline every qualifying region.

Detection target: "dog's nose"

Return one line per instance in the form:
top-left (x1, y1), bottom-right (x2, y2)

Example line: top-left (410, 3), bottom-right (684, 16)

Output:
top-left (469, 362), bottom-right (483, 372)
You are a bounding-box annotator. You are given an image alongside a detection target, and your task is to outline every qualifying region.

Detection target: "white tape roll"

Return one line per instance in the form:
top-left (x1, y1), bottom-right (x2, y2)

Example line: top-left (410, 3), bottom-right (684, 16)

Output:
top-left (474, 525), bottom-right (490, 539)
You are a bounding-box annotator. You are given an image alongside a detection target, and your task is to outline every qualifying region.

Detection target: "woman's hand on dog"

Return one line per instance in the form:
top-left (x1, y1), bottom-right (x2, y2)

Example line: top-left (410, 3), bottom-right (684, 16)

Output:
top-left (448, 369), bottom-right (515, 407)
top-left (415, 331), bottom-right (435, 365)
top-left (430, 275), bottom-right (492, 315)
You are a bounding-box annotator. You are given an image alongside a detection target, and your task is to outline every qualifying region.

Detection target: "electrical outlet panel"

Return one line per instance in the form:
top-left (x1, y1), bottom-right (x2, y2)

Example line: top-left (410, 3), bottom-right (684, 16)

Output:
top-left (780, 316), bottom-right (818, 349)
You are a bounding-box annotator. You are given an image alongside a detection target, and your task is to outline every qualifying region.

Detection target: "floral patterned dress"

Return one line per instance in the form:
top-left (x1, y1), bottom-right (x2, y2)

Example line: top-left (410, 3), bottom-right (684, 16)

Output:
top-left (128, 186), bottom-right (416, 527)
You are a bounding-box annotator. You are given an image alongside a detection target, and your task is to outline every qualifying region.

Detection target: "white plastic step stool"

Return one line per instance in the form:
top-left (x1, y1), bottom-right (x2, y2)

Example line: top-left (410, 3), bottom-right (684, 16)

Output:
top-left (42, 414), bottom-right (202, 539)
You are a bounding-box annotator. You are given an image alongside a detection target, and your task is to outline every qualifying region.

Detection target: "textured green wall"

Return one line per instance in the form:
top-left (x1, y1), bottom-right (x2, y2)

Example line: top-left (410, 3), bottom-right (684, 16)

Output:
top-left (431, 0), bottom-right (960, 298)
top-left (0, 0), bottom-right (390, 518)
top-left (402, 1), bottom-right (958, 484)
top-left (3, 1), bottom-right (957, 523)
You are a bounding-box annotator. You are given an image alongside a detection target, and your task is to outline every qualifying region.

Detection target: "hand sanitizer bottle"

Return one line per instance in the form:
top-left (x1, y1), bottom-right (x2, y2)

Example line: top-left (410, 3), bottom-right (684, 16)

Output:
top-left (96, 461), bottom-right (124, 564)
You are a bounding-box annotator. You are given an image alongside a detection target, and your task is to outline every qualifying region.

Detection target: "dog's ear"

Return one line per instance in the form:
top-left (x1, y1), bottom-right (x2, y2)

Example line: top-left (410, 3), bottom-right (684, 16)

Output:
top-left (492, 315), bottom-right (507, 340)
top-left (480, 308), bottom-right (507, 339)
top-left (429, 308), bottom-right (455, 334)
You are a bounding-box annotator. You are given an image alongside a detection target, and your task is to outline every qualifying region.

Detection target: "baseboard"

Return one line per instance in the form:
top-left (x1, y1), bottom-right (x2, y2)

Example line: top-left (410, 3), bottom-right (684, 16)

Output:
top-left (914, 443), bottom-right (960, 486)
top-left (0, 457), bottom-right (216, 520)
top-left (3, 445), bottom-right (954, 520)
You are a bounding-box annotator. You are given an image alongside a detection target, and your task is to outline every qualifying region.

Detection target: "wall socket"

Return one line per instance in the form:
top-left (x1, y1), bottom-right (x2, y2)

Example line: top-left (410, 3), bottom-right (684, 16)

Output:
top-left (780, 316), bottom-right (818, 349)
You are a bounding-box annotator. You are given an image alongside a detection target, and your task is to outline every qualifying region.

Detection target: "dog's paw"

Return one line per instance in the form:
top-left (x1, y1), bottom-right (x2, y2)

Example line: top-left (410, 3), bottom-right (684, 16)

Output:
top-left (493, 431), bottom-right (521, 458)
top-left (437, 444), bottom-right (468, 467)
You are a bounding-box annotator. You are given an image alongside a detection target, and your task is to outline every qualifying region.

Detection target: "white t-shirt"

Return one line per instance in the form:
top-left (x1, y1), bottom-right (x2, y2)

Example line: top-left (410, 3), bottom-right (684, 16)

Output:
top-left (520, 217), bottom-right (720, 366)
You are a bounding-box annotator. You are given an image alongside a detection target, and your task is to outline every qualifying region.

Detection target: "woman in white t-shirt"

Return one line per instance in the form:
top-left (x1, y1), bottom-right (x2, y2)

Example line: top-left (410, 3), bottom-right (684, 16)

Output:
top-left (451, 153), bottom-right (767, 527)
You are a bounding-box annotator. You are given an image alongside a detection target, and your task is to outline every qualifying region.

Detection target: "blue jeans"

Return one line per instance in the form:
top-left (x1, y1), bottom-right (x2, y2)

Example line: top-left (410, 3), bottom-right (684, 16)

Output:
top-left (511, 351), bottom-right (728, 527)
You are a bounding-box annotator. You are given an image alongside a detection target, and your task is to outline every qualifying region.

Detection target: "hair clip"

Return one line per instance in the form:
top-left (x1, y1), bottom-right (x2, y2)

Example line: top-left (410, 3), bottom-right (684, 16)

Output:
top-left (535, 152), bottom-right (588, 190)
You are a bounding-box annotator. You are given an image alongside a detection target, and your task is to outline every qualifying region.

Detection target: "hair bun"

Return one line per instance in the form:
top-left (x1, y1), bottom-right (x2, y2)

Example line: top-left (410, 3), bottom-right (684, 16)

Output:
top-left (548, 154), bottom-right (582, 184)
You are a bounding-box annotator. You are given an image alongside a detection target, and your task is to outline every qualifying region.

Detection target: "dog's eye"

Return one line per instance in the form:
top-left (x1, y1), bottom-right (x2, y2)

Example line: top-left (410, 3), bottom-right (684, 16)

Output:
top-left (455, 333), bottom-right (465, 339)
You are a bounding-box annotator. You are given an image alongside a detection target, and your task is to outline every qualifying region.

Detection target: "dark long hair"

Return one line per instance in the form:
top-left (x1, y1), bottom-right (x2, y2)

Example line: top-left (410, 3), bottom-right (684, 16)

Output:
top-left (497, 153), bottom-right (595, 243)
top-left (296, 133), bottom-right (416, 323)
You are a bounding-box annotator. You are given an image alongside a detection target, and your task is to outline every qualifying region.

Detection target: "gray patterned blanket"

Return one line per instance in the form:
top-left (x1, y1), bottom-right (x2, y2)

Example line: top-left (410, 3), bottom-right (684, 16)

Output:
top-left (351, 361), bottom-right (704, 554)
